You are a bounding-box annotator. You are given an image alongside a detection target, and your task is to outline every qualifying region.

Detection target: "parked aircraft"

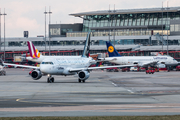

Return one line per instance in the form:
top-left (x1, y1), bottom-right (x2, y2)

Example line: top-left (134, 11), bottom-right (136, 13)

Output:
top-left (26, 41), bottom-right (81, 63)
top-left (99, 41), bottom-right (178, 70)
top-left (3, 33), bottom-right (134, 83)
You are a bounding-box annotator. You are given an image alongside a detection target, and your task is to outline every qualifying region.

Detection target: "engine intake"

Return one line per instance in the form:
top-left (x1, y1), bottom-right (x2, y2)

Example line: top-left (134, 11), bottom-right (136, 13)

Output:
top-left (78, 71), bottom-right (89, 81)
top-left (31, 70), bottom-right (42, 80)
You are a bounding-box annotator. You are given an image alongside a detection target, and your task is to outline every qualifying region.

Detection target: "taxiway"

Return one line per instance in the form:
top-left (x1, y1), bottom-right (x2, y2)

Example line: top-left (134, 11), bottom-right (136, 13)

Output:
top-left (0, 68), bottom-right (180, 117)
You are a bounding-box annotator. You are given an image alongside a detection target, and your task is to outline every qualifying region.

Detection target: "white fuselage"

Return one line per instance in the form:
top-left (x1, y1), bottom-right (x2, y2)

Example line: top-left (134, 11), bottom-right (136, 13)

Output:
top-left (40, 57), bottom-right (95, 75)
top-left (106, 56), bottom-right (178, 67)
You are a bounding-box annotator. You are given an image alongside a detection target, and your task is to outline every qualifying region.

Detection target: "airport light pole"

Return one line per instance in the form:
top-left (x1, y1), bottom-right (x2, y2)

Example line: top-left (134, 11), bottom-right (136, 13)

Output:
top-left (0, 9), bottom-right (1, 53)
top-left (166, 2), bottom-right (170, 55)
top-left (161, 2), bottom-right (165, 52)
top-left (47, 6), bottom-right (52, 56)
top-left (113, 4), bottom-right (116, 46)
top-left (2, 9), bottom-right (7, 61)
top-left (108, 5), bottom-right (111, 42)
top-left (44, 7), bottom-right (47, 53)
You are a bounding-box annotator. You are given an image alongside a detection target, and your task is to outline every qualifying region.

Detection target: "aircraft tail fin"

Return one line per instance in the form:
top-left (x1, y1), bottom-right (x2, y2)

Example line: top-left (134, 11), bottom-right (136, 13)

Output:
top-left (82, 32), bottom-right (91, 57)
top-left (106, 41), bottom-right (121, 57)
top-left (27, 41), bottom-right (42, 58)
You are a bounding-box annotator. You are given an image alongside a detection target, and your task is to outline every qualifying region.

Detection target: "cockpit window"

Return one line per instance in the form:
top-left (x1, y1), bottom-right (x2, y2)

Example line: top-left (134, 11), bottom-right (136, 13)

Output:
top-left (41, 62), bottom-right (53, 65)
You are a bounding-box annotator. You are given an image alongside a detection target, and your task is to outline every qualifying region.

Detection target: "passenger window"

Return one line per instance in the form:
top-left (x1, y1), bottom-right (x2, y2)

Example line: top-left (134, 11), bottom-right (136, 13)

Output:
top-left (42, 62), bottom-right (53, 65)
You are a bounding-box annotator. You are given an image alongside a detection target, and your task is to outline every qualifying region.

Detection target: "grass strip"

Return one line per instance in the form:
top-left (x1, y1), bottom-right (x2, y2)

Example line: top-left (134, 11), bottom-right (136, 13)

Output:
top-left (0, 115), bottom-right (180, 120)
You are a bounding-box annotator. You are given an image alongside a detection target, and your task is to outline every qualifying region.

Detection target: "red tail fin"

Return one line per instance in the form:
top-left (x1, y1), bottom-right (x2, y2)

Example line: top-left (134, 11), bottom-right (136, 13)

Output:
top-left (27, 41), bottom-right (41, 58)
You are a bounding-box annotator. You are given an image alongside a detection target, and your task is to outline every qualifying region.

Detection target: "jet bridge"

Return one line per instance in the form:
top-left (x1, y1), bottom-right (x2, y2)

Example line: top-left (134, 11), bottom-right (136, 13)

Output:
top-left (155, 33), bottom-right (167, 45)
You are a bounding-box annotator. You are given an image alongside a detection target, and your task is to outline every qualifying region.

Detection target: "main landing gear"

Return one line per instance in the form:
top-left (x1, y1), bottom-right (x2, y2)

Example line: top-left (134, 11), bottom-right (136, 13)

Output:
top-left (78, 79), bottom-right (85, 83)
top-left (47, 75), bottom-right (54, 83)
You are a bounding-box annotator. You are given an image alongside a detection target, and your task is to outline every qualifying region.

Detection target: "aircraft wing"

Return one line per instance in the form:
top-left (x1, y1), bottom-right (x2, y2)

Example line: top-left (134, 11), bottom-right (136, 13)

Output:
top-left (69, 64), bottom-right (134, 72)
top-left (3, 63), bottom-right (39, 69)
top-left (141, 61), bottom-right (158, 67)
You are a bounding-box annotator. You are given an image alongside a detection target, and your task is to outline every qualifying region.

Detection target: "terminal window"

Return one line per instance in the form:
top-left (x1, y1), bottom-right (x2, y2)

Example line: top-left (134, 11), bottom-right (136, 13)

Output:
top-left (50, 28), bottom-right (60, 35)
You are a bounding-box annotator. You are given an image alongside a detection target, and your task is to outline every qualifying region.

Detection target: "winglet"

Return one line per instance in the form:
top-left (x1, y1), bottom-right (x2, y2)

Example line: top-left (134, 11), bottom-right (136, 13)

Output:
top-left (27, 41), bottom-right (41, 58)
top-left (106, 41), bottom-right (121, 57)
top-left (82, 32), bottom-right (91, 57)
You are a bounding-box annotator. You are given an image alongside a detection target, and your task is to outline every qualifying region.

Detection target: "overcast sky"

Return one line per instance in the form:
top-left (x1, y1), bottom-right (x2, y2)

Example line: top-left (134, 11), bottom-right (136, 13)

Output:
top-left (0, 0), bottom-right (179, 37)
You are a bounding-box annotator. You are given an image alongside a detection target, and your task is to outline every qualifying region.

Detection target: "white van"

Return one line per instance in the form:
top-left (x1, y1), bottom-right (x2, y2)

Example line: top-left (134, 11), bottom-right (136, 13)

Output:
top-left (130, 67), bottom-right (138, 71)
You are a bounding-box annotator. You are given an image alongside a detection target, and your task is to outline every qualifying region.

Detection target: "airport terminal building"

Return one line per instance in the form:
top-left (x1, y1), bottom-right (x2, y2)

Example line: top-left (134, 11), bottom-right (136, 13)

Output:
top-left (1, 6), bottom-right (180, 62)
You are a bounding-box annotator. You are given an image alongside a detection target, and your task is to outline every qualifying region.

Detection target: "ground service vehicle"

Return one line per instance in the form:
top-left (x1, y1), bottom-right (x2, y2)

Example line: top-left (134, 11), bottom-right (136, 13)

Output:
top-left (122, 67), bottom-right (130, 72)
top-left (176, 65), bottom-right (180, 71)
top-left (0, 65), bottom-right (6, 76)
top-left (146, 69), bottom-right (155, 74)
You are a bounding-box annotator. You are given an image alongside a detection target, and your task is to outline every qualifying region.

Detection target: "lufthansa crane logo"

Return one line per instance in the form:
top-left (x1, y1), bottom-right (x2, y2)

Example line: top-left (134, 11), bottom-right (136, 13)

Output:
top-left (108, 46), bottom-right (114, 53)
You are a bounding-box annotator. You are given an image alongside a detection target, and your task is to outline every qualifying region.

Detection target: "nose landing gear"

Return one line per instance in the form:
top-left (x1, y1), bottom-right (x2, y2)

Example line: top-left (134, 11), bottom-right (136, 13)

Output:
top-left (78, 79), bottom-right (85, 83)
top-left (47, 75), bottom-right (54, 83)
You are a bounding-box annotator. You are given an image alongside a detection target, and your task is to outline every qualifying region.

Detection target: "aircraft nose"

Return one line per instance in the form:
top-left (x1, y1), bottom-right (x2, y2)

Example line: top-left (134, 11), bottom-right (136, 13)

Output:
top-left (40, 65), bottom-right (48, 73)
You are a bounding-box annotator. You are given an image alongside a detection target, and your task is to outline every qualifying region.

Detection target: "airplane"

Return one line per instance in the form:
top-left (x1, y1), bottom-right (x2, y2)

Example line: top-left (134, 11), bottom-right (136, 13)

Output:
top-left (2, 33), bottom-right (134, 83)
top-left (99, 41), bottom-right (179, 70)
top-left (26, 41), bottom-right (81, 63)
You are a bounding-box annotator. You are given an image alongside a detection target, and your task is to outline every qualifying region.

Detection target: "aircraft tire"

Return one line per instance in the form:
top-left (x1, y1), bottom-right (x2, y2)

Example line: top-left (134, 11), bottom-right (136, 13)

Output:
top-left (82, 80), bottom-right (85, 83)
top-left (49, 80), bottom-right (52, 83)
top-left (47, 77), bottom-right (52, 83)
top-left (78, 79), bottom-right (81, 83)
top-left (51, 77), bottom-right (54, 83)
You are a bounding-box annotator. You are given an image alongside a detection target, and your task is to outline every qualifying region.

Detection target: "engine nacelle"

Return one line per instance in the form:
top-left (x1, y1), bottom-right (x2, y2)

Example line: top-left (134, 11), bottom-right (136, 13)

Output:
top-left (78, 71), bottom-right (90, 81)
top-left (31, 70), bottom-right (42, 80)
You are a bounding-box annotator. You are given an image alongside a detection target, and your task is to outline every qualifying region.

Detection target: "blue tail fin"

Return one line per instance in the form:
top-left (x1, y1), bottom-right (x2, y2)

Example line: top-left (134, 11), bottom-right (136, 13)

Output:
top-left (82, 32), bottom-right (91, 57)
top-left (106, 41), bottom-right (121, 57)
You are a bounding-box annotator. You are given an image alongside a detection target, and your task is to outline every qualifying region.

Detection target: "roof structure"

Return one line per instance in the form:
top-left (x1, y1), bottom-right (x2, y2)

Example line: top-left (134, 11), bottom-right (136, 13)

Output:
top-left (69, 7), bottom-right (180, 17)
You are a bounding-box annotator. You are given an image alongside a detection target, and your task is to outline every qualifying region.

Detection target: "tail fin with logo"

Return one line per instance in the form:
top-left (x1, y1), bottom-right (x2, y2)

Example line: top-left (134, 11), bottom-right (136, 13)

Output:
top-left (27, 41), bottom-right (42, 58)
top-left (82, 32), bottom-right (91, 58)
top-left (106, 41), bottom-right (121, 57)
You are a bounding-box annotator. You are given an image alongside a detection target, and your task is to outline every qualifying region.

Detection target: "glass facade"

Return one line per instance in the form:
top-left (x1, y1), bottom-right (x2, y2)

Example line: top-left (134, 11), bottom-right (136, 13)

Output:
top-left (67, 30), bottom-right (170, 37)
top-left (4, 38), bottom-right (179, 48)
top-left (50, 28), bottom-right (60, 36)
top-left (171, 24), bottom-right (180, 32)
top-left (82, 12), bottom-right (180, 32)
top-left (66, 11), bottom-right (180, 38)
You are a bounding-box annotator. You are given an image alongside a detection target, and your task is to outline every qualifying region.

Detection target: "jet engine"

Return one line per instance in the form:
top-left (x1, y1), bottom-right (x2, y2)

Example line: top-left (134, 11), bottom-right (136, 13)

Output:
top-left (31, 70), bottom-right (42, 80)
top-left (78, 71), bottom-right (90, 81)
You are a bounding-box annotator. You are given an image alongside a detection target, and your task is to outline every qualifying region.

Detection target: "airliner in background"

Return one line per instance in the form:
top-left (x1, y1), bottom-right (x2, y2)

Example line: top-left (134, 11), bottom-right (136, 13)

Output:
top-left (3, 33), bottom-right (134, 83)
top-left (26, 41), bottom-right (81, 63)
top-left (99, 41), bottom-right (178, 70)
